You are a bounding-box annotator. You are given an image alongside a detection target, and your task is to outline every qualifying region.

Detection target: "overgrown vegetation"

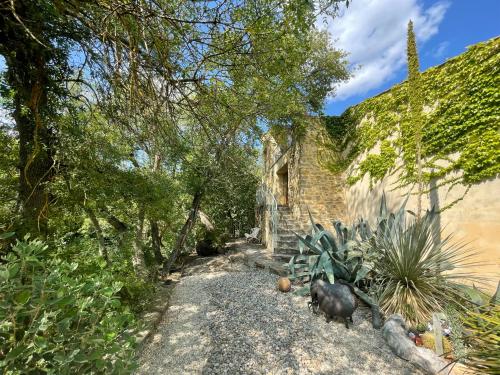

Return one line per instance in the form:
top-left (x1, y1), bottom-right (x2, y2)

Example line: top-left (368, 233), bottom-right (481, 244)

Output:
top-left (370, 202), bottom-right (480, 326)
top-left (406, 20), bottom-right (424, 217)
top-left (323, 37), bottom-right (500, 189)
top-left (0, 0), bottom-right (350, 371)
top-left (287, 194), bottom-right (484, 328)
top-left (0, 237), bottom-right (137, 373)
top-left (461, 304), bottom-right (500, 373)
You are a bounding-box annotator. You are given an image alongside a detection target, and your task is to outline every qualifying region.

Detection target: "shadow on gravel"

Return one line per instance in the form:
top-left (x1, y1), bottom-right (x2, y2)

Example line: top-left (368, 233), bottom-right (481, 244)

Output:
top-left (200, 271), bottom-right (417, 375)
top-left (201, 272), bottom-right (302, 374)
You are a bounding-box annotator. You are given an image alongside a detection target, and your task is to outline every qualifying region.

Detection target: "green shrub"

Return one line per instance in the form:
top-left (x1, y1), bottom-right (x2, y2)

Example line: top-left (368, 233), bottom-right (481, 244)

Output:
top-left (55, 235), bottom-right (154, 313)
top-left (461, 304), bottom-right (500, 373)
top-left (0, 238), bottom-right (137, 374)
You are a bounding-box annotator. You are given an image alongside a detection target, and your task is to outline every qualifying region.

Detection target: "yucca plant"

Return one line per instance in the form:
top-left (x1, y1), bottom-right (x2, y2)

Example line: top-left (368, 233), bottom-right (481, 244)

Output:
top-left (372, 207), bottom-right (482, 326)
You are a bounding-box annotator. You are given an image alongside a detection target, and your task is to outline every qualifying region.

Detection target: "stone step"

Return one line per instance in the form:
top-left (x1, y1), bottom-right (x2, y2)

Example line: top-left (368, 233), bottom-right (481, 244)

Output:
top-left (278, 219), bottom-right (300, 224)
top-left (278, 228), bottom-right (302, 235)
top-left (278, 222), bottom-right (299, 228)
top-left (272, 253), bottom-right (295, 262)
top-left (278, 232), bottom-right (302, 238)
top-left (274, 246), bottom-right (300, 255)
top-left (276, 239), bottom-right (298, 248)
top-left (277, 228), bottom-right (302, 234)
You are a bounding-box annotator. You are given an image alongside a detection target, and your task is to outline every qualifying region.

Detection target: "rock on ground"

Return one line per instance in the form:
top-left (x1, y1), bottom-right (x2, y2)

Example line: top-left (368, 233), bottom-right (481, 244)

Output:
top-left (383, 314), bottom-right (451, 375)
top-left (137, 256), bottom-right (420, 375)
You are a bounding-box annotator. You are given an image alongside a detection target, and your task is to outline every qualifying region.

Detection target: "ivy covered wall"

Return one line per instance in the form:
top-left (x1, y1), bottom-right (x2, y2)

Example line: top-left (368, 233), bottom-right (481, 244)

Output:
top-left (323, 37), bottom-right (500, 188)
top-left (318, 37), bottom-right (500, 289)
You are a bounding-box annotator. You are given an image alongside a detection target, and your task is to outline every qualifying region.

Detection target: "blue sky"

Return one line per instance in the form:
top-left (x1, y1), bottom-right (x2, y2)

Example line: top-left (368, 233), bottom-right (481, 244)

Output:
top-left (321, 0), bottom-right (500, 115)
top-left (1, 1), bottom-right (498, 119)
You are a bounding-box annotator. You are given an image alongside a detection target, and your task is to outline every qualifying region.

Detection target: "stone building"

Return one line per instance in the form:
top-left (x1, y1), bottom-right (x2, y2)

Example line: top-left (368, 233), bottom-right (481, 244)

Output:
top-left (258, 123), bottom-right (346, 259)
top-left (259, 37), bottom-right (500, 288)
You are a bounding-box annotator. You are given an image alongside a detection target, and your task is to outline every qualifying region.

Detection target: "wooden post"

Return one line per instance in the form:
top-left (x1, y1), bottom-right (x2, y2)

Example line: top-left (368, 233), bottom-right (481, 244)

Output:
top-left (432, 313), bottom-right (444, 356)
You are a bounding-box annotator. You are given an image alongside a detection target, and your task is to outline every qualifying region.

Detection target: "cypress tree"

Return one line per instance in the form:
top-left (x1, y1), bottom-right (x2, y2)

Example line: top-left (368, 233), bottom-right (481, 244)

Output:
top-left (407, 20), bottom-right (424, 218)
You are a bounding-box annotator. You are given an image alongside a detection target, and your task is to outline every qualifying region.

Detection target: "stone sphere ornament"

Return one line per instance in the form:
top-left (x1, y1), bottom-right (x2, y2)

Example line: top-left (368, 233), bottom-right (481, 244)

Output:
top-left (277, 277), bottom-right (291, 292)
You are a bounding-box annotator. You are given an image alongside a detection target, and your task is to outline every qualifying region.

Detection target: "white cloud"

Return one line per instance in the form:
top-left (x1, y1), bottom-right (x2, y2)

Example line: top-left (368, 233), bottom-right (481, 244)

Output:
top-left (432, 40), bottom-right (450, 58)
top-left (320, 0), bottom-right (450, 100)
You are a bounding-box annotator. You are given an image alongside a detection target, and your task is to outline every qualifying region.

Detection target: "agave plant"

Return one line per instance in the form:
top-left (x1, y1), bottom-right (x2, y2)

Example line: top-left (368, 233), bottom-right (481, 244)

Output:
top-left (286, 193), bottom-right (405, 292)
top-left (371, 206), bottom-right (483, 326)
top-left (286, 210), bottom-right (382, 327)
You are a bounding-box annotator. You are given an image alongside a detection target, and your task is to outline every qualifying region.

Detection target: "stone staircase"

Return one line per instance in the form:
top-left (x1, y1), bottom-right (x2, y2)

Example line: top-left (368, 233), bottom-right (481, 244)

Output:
top-left (272, 206), bottom-right (306, 262)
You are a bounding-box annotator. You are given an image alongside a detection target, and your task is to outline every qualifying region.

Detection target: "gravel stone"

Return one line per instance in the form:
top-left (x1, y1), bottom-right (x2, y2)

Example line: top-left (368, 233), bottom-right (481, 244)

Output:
top-left (137, 256), bottom-right (420, 374)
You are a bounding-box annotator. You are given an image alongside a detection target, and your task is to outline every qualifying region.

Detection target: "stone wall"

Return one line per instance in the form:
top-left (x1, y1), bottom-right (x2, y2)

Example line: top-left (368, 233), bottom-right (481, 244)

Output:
top-left (337, 38), bottom-right (500, 291)
top-left (261, 124), bottom-right (347, 245)
top-left (262, 38), bottom-right (499, 291)
top-left (294, 125), bottom-right (347, 231)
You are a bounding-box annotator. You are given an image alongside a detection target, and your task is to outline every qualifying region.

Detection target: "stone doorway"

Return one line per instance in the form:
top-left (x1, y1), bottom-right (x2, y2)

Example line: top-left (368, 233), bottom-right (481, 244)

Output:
top-left (277, 163), bottom-right (289, 206)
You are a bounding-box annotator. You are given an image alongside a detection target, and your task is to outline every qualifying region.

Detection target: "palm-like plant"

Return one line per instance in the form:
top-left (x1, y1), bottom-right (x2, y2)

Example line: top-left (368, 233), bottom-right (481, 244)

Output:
top-left (372, 208), bottom-right (482, 325)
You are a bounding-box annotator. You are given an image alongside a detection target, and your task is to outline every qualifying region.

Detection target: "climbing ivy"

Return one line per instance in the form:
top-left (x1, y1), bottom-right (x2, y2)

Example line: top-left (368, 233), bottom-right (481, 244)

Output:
top-left (346, 140), bottom-right (397, 186)
top-left (323, 37), bottom-right (500, 187)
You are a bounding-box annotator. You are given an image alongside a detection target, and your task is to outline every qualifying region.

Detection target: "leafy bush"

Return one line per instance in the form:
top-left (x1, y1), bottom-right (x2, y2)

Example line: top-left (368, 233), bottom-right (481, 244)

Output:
top-left (54, 234), bottom-right (154, 314)
top-left (0, 238), bottom-right (138, 374)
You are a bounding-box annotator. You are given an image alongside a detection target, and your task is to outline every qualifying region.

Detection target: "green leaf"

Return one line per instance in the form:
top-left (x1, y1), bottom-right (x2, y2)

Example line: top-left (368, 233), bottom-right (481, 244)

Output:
top-left (98, 258), bottom-right (107, 269)
top-left (295, 233), bottom-right (323, 255)
top-left (8, 263), bottom-right (21, 278)
top-left (293, 285), bottom-right (311, 296)
top-left (5, 345), bottom-right (27, 361)
top-left (354, 265), bottom-right (371, 284)
top-left (352, 286), bottom-right (377, 308)
top-left (15, 290), bottom-right (31, 305)
top-left (458, 285), bottom-right (487, 306)
top-left (0, 232), bottom-right (15, 240)
top-left (0, 268), bottom-right (10, 281)
top-left (34, 335), bottom-right (48, 349)
top-left (288, 271), bottom-right (311, 280)
top-left (320, 252), bottom-right (335, 284)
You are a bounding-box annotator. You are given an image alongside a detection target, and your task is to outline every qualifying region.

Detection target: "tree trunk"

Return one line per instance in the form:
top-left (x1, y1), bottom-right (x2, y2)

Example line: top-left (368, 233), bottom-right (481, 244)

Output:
top-left (103, 211), bottom-right (128, 232)
top-left (2, 17), bottom-right (55, 237)
top-left (150, 220), bottom-right (165, 264)
top-left (84, 207), bottom-right (109, 264)
top-left (162, 190), bottom-right (203, 275)
top-left (133, 204), bottom-right (148, 279)
top-left (227, 210), bottom-right (236, 238)
top-left (149, 153), bottom-right (164, 264)
top-left (100, 208), bottom-right (128, 247)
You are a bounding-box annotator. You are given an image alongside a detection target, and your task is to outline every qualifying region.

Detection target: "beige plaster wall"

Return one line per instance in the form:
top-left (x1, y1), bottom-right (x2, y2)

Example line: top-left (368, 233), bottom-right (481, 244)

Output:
top-left (345, 154), bottom-right (500, 292)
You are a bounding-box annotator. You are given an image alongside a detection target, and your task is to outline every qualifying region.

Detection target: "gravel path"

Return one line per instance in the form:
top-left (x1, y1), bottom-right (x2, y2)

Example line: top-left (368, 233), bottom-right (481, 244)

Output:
top-left (137, 257), bottom-right (419, 374)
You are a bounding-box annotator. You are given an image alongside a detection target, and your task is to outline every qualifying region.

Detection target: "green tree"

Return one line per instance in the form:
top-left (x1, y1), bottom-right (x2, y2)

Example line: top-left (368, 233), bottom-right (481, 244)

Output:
top-left (0, 1), bottom-right (86, 235)
top-left (1, 0), bottom-right (350, 280)
top-left (407, 20), bottom-right (424, 217)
